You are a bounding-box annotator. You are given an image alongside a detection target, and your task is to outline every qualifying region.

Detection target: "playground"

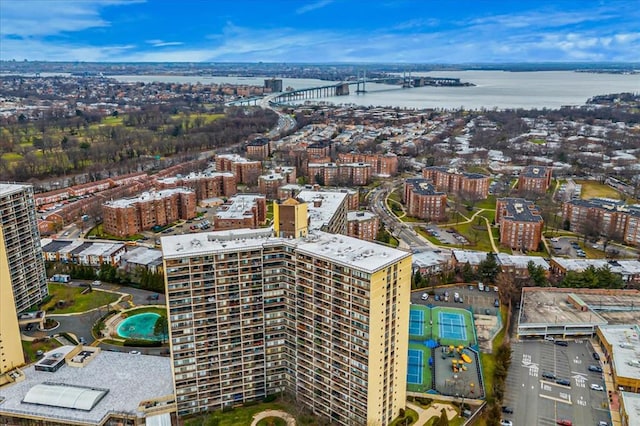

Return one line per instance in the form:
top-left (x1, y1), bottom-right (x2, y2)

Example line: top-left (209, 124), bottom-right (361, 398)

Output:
top-left (407, 305), bottom-right (483, 397)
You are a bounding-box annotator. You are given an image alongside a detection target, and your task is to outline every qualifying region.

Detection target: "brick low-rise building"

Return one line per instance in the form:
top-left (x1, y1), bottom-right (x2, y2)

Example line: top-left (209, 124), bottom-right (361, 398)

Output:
top-left (422, 166), bottom-right (489, 199)
top-left (103, 189), bottom-right (197, 237)
top-left (215, 154), bottom-right (262, 184)
top-left (403, 178), bottom-right (447, 221)
top-left (496, 198), bottom-right (543, 251)
top-left (214, 194), bottom-right (267, 231)
top-left (347, 211), bottom-right (379, 241)
top-left (338, 152), bottom-right (399, 177)
top-left (518, 165), bottom-right (553, 194)
top-left (156, 172), bottom-right (237, 200)
top-left (246, 137), bottom-right (271, 160)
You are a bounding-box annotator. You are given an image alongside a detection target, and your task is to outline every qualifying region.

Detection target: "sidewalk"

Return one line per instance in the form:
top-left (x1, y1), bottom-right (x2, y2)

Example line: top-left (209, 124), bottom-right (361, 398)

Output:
top-left (592, 341), bottom-right (620, 426)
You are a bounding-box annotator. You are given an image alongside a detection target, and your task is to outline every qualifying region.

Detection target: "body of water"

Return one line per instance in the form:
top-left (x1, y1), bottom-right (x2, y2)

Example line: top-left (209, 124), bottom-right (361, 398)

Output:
top-left (103, 71), bottom-right (639, 110)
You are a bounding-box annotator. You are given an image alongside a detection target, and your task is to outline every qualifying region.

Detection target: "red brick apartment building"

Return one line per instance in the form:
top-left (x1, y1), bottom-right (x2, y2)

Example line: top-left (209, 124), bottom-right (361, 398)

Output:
top-left (347, 211), bottom-right (379, 241)
top-left (403, 178), bottom-right (447, 221)
top-left (338, 152), bottom-right (399, 176)
top-left (518, 165), bottom-right (553, 194)
top-left (246, 137), bottom-right (271, 160)
top-left (496, 198), bottom-right (543, 251)
top-left (562, 198), bottom-right (640, 246)
top-left (215, 154), bottom-right (262, 184)
top-left (258, 167), bottom-right (297, 199)
top-left (307, 162), bottom-right (372, 186)
top-left (306, 141), bottom-right (332, 159)
top-left (422, 166), bottom-right (490, 199)
top-left (102, 189), bottom-right (196, 237)
top-left (214, 194), bottom-right (267, 231)
top-left (156, 172), bottom-right (237, 200)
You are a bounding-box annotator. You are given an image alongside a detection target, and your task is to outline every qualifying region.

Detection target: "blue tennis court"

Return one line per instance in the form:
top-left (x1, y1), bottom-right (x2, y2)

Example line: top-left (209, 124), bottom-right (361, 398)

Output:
top-left (407, 349), bottom-right (423, 385)
top-left (439, 311), bottom-right (467, 340)
top-left (409, 309), bottom-right (424, 336)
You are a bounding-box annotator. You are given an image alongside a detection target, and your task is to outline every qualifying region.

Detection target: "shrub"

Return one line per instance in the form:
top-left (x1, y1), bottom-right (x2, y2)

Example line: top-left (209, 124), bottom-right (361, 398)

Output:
top-left (123, 339), bottom-right (162, 347)
top-left (263, 394), bottom-right (278, 403)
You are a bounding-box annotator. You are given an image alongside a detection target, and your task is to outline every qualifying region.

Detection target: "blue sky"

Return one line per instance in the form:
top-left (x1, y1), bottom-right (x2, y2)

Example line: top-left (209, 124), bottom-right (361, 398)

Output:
top-left (1, 0), bottom-right (639, 63)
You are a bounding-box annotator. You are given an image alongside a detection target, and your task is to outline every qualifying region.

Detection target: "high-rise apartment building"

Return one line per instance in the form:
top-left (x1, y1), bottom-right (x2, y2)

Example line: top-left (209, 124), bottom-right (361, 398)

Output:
top-left (0, 226), bottom-right (25, 377)
top-left (0, 183), bottom-right (48, 313)
top-left (162, 229), bottom-right (411, 426)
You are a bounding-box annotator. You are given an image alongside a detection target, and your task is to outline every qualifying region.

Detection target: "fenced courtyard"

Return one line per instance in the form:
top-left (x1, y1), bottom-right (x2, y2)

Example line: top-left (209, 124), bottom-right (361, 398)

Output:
top-left (407, 305), bottom-right (483, 397)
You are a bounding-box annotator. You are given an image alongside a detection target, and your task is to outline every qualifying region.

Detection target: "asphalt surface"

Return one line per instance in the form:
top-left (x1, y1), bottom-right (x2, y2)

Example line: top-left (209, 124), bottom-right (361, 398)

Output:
top-left (504, 339), bottom-right (611, 426)
top-left (410, 284), bottom-right (501, 315)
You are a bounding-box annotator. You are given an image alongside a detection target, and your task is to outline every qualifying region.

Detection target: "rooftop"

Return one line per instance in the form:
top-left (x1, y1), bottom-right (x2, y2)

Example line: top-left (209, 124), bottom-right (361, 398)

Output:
top-left (522, 165), bottom-right (551, 178)
top-left (121, 246), bottom-right (163, 266)
top-left (498, 198), bottom-right (542, 223)
top-left (156, 171), bottom-right (234, 184)
top-left (161, 229), bottom-right (410, 274)
top-left (519, 288), bottom-right (640, 326)
top-left (406, 178), bottom-right (444, 196)
top-left (598, 324), bottom-right (640, 381)
top-left (551, 258), bottom-right (640, 278)
top-left (41, 239), bottom-right (125, 257)
top-left (452, 250), bottom-right (488, 265)
top-left (0, 347), bottom-right (173, 425)
top-left (104, 188), bottom-right (193, 208)
top-left (497, 253), bottom-right (550, 270)
top-left (0, 182), bottom-right (30, 197)
top-left (347, 211), bottom-right (376, 222)
top-left (216, 153), bottom-right (259, 164)
top-left (296, 190), bottom-right (347, 231)
top-left (621, 392), bottom-right (640, 426)
top-left (215, 194), bottom-right (265, 220)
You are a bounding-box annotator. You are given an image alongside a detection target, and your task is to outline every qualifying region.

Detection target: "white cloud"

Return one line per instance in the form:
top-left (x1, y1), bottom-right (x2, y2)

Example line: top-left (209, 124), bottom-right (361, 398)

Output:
top-left (145, 40), bottom-right (184, 47)
top-left (296, 0), bottom-right (333, 15)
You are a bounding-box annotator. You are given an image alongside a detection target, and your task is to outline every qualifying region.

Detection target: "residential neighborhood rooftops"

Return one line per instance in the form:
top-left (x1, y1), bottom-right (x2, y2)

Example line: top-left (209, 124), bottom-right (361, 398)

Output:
top-left (406, 178), bottom-right (444, 196)
top-left (521, 165), bottom-right (551, 178)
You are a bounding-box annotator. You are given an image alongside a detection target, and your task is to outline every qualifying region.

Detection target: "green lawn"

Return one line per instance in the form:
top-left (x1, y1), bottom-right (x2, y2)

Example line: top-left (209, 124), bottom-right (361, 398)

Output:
top-left (452, 221), bottom-right (494, 252)
top-left (41, 284), bottom-right (120, 314)
top-left (86, 223), bottom-right (143, 241)
top-left (22, 339), bottom-right (63, 363)
top-left (184, 402), bottom-right (300, 426)
top-left (256, 418), bottom-right (287, 426)
top-left (575, 180), bottom-right (622, 200)
top-left (466, 195), bottom-right (496, 210)
top-left (389, 407), bottom-right (419, 426)
top-left (124, 306), bottom-right (166, 316)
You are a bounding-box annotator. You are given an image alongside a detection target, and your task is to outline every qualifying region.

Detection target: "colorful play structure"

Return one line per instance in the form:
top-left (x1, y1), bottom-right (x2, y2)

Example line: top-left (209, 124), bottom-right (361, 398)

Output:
top-left (441, 345), bottom-right (474, 373)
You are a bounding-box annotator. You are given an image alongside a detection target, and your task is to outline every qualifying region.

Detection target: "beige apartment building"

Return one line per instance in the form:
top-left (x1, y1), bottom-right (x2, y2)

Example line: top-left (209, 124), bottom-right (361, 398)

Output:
top-left (162, 229), bottom-right (411, 426)
top-left (0, 183), bottom-right (48, 313)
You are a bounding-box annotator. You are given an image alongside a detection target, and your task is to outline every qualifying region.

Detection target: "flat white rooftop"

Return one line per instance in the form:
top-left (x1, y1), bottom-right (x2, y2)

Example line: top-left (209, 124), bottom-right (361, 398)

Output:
top-left (215, 195), bottom-right (264, 220)
top-left (105, 188), bottom-right (193, 208)
top-left (297, 190), bottom-right (347, 231)
top-left (156, 171), bottom-right (234, 184)
top-left (161, 229), bottom-right (410, 274)
top-left (621, 392), bottom-right (640, 426)
top-left (599, 324), bottom-right (640, 381)
top-left (0, 182), bottom-right (30, 196)
top-left (0, 347), bottom-right (173, 425)
top-left (347, 211), bottom-right (376, 222)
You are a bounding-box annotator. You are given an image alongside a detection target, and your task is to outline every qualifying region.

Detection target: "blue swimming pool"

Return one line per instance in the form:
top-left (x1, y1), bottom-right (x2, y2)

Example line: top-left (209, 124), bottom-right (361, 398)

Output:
top-left (116, 312), bottom-right (166, 341)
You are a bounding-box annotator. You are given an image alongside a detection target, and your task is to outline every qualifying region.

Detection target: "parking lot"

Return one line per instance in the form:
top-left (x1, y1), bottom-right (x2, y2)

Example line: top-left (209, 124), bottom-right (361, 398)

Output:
top-left (411, 284), bottom-right (501, 316)
top-left (503, 339), bottom-right (612, 426)
top-left (424, 225), bottom-right (469, 245)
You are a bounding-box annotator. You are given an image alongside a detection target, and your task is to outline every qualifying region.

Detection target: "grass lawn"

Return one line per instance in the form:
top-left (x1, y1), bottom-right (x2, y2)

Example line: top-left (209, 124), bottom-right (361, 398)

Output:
top-left (576, 180), bottom-right (622, 200)
top-left (425, 415), bottom-right (465, 426)
top-left (184, 402), bottom-right (293, 426)
top-left (22, 339), bottom-right (62, 363)
top-left (86, 223), bottom-right (143, 241)
top-left (256, 417), bottom-right (287, 426)
top-left (452, 221), bottom-right (494, 252)
top-left (400, 215), bottom-right (422, 222)
top-left (389, 407), bottom-right (419, 426)
top-left (471, 195), bottom-right (497, 210)
top-left (101, 116), bottom-right (124, 125)
top-left (1, 152), bottom-right (23, 161)
top-left (41, 284), bottom-right (120, 314)
top-left (124, 306), bottom-right (167, 316)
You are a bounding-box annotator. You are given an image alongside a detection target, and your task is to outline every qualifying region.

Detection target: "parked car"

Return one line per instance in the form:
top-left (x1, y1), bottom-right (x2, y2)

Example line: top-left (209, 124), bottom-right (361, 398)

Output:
top-left (494, 299), bottom-right (500, 308)
top-left (593, 352), bottom-right (601, 360)
top-left (129, 350), bottom-right (141, 355)
top-left (545, 336), bottom-right (555, 341)
top-left (556, 420), bottom-right (572, 426)
top-left (92, 280), bottom-right (101, 286)
top-left (588, 365), bottom-right (603, 373)
top-left (555, 340), bottom-right (569, 347)
top-left (556, 378), bottom-right (571, 386)
top-left (542, 371), bottom-right (556, 380)
top-left (500, 421), bottom-right (513, 426)
top-left (501, 406), bottom-right (514, 414)
top-left (421, 293), bottom-right (429, 301)
top-left (590, 384), bottom-right (604, 391)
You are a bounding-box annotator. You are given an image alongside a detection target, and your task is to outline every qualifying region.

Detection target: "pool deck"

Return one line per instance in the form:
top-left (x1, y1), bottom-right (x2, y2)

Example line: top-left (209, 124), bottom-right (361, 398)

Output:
top-left (102, 306), bottom-right (166, 341)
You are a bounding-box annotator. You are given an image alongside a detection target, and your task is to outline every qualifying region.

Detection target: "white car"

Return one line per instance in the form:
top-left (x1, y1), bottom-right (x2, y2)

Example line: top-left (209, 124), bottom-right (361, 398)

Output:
top-left (129, 350), bottom-right (141, 355)
top-left (500, 420), bottom-right (513, 426)
top-left (421, 293), bottom-right (429, 301)
top-left (92, 280), bottom-right (101, 286)
top-left (591, 383), bottom-right (604, 391)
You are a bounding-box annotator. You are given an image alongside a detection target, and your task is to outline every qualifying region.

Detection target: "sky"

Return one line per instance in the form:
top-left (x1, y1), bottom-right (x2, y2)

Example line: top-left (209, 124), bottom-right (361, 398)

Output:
top-left (1, 0), bottom-right (639, 63)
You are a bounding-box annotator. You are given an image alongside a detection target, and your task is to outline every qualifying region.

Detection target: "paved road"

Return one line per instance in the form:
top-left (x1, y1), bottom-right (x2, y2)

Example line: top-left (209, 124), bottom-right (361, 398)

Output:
top-left (505, 339), bottom-right (611, 426)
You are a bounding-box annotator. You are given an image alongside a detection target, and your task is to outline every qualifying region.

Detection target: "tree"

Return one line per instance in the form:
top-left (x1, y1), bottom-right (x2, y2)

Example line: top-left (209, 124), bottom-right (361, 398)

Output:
top-left (527, 261), bottom-right (549, 287)
top-left (461, 262), bottom-right (475, 282)
top-left (153, 315), bottom-right (168, 344)
top-left (478, 253), bottom-right (499, 283)
top-left (435, 408), bottom-right (449, 426)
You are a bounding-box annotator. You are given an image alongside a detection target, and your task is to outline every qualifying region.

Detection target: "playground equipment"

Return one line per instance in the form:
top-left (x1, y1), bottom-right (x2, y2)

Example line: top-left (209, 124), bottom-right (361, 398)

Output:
top-left (461, 353), bottom-right (472, 364)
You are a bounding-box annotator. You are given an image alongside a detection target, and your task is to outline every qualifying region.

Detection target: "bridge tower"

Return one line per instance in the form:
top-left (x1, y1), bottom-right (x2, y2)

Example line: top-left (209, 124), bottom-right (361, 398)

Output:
top-left (356, 69), bottom-right (366, 94)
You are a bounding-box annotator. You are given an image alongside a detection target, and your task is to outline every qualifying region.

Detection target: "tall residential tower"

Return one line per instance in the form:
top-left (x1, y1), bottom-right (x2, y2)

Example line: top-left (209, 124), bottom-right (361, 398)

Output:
top-left (162, 229), bottom-right (411, 426)
top-left (0, 183), bottom-right (48, 313)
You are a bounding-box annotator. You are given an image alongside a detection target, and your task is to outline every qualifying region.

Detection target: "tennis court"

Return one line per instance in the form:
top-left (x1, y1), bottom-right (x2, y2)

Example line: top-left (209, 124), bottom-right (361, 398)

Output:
top-left (407, 348), bottom-right (423, 385)
top-left (409, 309), bottom-right (424, 336)
top-left (439, 311), bottom-right (467, 341)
